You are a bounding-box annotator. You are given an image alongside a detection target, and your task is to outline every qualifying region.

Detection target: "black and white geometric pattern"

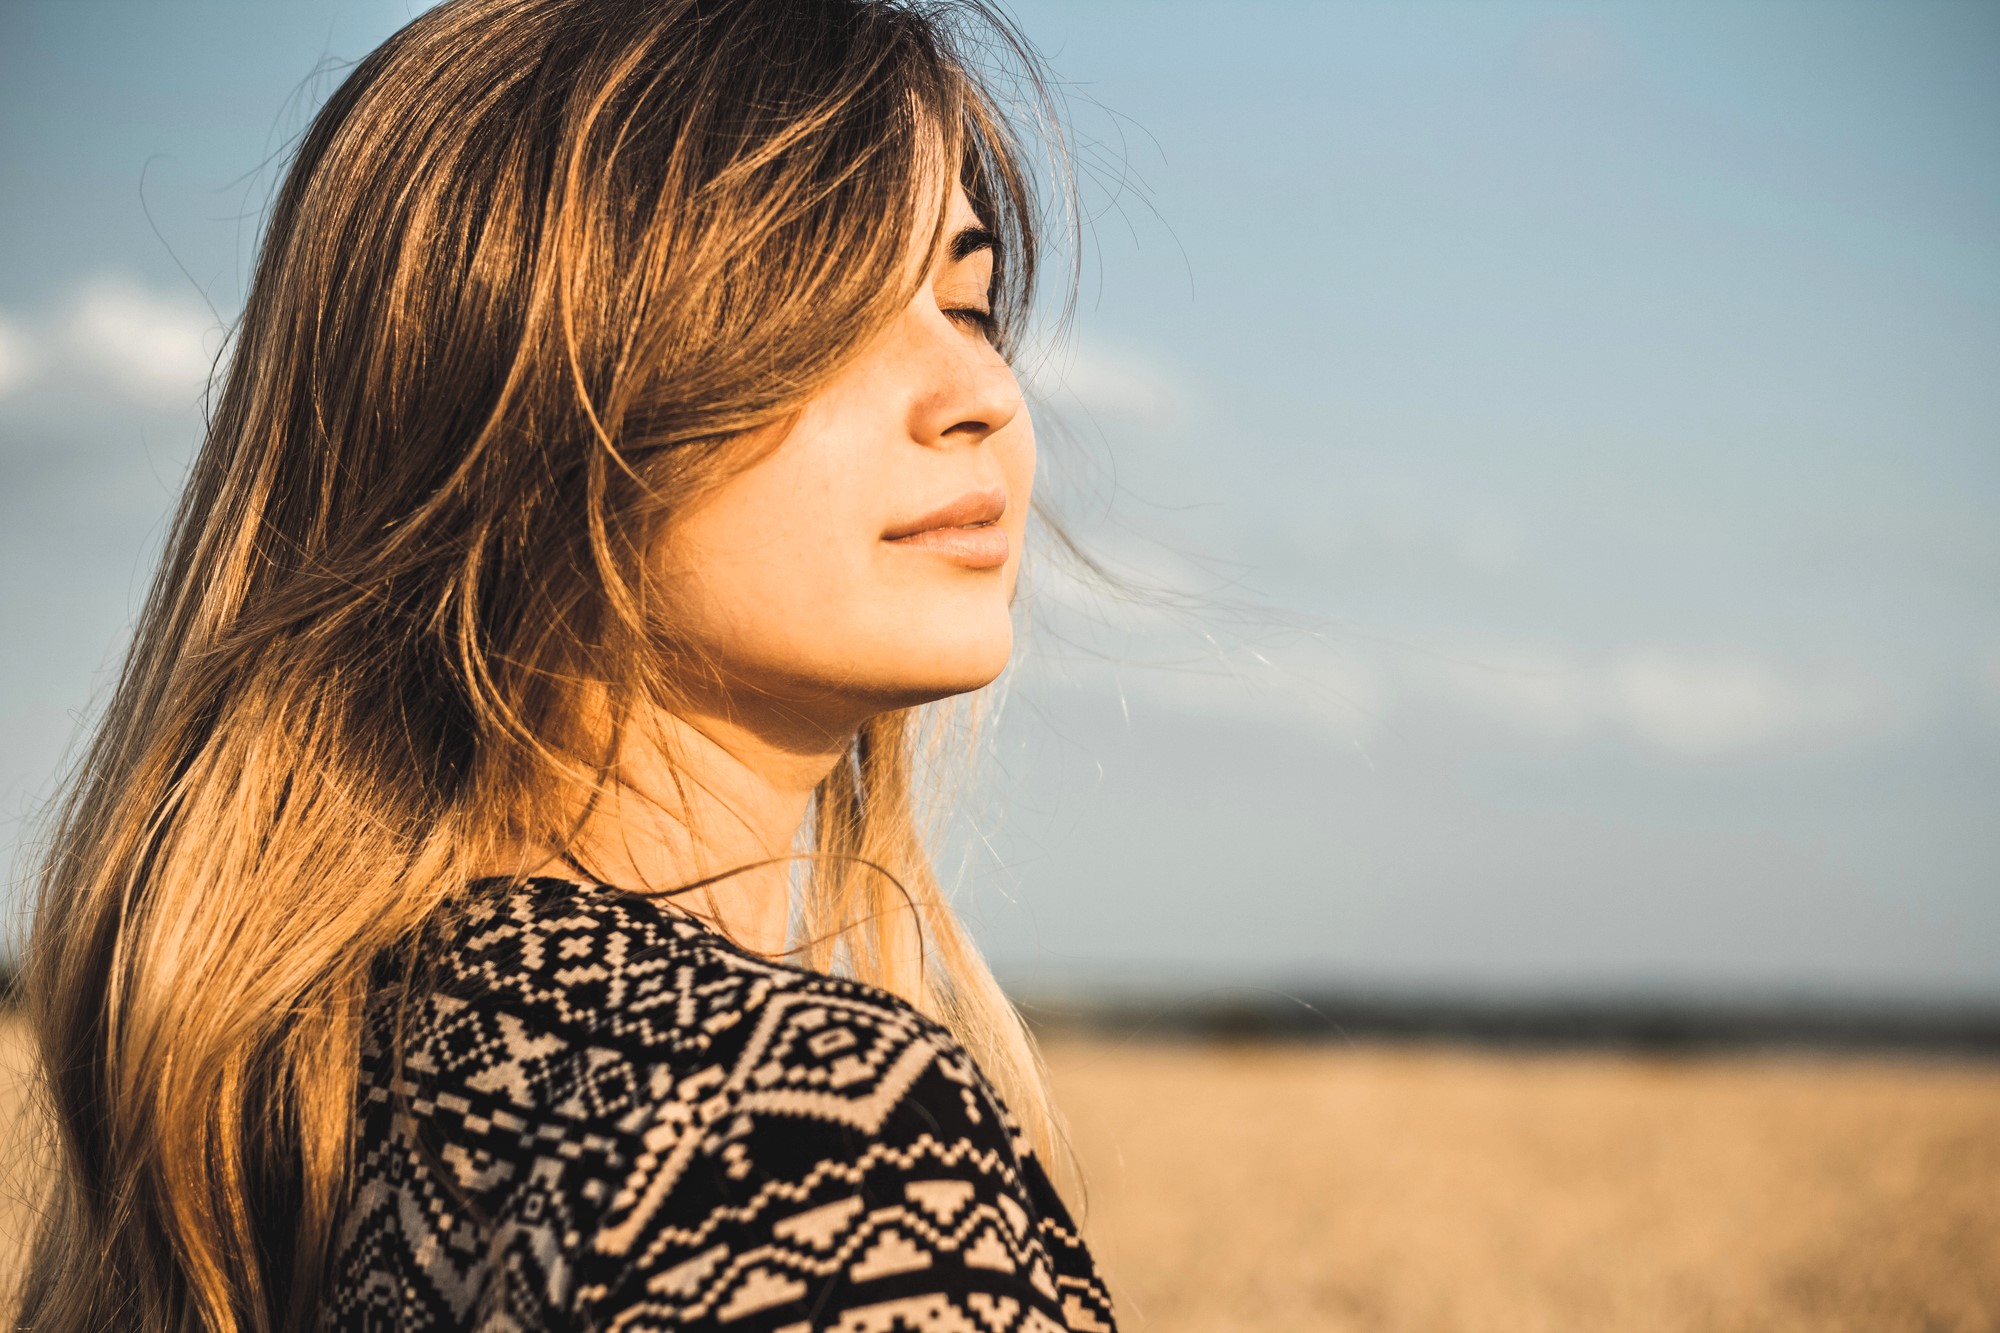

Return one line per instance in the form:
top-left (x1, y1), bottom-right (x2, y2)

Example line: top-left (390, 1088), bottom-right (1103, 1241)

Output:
top-left (318, 878), bottom-right (1118, 1331)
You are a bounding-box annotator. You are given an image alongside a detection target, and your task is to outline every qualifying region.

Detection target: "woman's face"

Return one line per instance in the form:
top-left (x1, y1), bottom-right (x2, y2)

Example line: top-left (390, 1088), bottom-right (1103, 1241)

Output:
top-left (654, 184), bottom-right (1034, 737)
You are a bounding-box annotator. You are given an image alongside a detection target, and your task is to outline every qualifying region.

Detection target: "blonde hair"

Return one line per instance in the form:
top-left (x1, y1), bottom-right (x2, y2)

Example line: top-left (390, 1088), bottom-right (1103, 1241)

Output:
top-left (14, 1), bottom-right (1070, 1327)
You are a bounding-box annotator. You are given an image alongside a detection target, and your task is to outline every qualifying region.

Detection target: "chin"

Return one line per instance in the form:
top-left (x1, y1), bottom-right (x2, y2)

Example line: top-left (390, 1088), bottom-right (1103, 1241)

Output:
top-left (866, 622), bottom-right (1014, 709)
top-left (717, 605), bottom-right (1017, 728)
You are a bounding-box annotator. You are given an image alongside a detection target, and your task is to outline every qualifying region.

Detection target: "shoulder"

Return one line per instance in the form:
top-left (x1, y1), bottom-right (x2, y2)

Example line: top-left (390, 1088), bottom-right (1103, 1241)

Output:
top-left (484, 884), bottom-right (1112, 1330)
top-left (426, 881), bottom-right (1004, 1123)
top-left (339, 879), bottom-right (1115, 1330)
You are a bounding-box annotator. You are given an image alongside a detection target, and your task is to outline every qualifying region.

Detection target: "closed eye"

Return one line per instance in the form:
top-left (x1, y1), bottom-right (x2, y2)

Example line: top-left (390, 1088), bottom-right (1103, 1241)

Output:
top-left (944, 306), bottom-right (998, 341)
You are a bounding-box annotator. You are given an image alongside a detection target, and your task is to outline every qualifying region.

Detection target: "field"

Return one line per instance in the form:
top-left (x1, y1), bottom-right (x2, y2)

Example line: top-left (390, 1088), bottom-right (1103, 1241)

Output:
top-left (1042, 1038), bottom-right (2000, 1333)
top-left (3, 1023), bottom-right (1997, 1329)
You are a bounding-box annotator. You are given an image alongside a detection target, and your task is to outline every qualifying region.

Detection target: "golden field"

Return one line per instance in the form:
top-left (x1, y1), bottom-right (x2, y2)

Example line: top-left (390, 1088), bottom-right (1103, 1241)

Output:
top-left (1042, 1038), bottom-right (2000, 1333)
top-left (3, 1021), bottom-right (1997, 1329)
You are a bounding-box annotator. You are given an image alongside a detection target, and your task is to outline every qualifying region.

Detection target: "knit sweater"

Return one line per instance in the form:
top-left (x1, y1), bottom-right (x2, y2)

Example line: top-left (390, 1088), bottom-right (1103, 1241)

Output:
top-left (317, 878), bottom-right (1117, 1332)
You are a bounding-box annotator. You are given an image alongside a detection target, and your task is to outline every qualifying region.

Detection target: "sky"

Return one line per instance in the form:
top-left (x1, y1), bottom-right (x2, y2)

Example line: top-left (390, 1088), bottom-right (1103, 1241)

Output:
top-left (1, 0), bottom-right (1995, 1003)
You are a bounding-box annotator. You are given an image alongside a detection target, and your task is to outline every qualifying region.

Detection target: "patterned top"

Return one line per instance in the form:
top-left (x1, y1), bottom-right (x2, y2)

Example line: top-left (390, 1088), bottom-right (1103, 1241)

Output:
top-left (318, 878), bottom-right (1118, 1332)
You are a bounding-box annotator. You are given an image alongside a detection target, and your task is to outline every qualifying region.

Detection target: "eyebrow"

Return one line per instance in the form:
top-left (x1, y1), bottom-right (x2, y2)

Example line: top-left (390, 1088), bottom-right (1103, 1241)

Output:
top-left (949, 224), bottom-right (999, 263)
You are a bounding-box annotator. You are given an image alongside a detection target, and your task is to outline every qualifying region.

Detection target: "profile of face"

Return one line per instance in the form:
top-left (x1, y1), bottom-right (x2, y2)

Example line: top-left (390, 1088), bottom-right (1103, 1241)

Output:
top-left (653, 184), bottom-right (1034, 739)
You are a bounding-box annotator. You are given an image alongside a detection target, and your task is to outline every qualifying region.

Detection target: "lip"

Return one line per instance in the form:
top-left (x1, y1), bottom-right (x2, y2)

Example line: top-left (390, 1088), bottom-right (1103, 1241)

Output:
top-left (882, 487), bottom-right (1010, 569)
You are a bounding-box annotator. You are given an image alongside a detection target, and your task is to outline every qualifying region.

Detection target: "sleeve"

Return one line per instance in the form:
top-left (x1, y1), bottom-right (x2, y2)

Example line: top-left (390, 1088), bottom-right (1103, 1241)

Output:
top-left (573, 989), bottom-right (1092, 1333)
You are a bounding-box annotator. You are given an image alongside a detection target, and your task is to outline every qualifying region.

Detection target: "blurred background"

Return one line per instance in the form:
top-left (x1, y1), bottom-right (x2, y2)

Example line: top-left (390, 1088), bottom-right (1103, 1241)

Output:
top-left (1, 2), bottom-right (1996, 1328)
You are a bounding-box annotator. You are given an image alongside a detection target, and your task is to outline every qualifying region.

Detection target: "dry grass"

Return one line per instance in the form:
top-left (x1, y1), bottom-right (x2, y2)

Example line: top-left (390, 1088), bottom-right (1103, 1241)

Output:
top-left (1046, 1038), bottom-right (2000, 1333)
top-left (1, 1022), bottom-right (1995, 1329)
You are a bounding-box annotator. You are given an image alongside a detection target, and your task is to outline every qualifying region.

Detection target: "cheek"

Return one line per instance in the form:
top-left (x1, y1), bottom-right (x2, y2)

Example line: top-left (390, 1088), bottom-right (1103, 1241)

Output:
top-left (650, 407), bottom-right (1034, 707)
top-left (652, 450), bottom-right (875, 676)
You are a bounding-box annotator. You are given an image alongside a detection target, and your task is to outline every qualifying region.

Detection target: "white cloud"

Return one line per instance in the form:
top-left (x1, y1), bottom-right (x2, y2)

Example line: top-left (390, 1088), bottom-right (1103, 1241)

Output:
top-left (64, 276), bottom-right (220, 408)
top-left (0, 277), bottom-right (224, 413)
top-left (0, 315), bottom-right (41, 399)
top-left (1606, 653), bottom-right (1802, 754)
top-left (1014, 615), bottom-right (1901, 761)
top-left (1024, 340), bottom-right (1182, 424)
top-left (1430, 645), bottom-right (1896, 757)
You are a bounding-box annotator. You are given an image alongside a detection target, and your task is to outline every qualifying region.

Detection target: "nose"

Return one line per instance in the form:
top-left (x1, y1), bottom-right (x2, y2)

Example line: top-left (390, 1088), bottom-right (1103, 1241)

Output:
top-left (902, 310), bottom-right (1025, 449)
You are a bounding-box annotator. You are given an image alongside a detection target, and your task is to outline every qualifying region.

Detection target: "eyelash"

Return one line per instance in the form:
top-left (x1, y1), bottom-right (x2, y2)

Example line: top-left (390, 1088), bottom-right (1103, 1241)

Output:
top-left (944, 307), bottom-right (999, 340)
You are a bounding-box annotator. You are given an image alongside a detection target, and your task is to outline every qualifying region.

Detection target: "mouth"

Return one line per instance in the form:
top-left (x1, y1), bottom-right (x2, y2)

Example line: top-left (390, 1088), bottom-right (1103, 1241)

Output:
top-left (882, 487), bottom-right (1010, 569)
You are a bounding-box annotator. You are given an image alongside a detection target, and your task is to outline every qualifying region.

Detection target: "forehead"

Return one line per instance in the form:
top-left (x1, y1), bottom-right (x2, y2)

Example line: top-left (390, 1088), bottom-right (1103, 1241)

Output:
top-left (943, 182), bottom-right (983, 231)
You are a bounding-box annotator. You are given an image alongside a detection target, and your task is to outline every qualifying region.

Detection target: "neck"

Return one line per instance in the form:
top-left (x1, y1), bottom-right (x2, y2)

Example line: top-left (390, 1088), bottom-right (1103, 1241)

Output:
top-left (516, 704), bottom-right (850, 957)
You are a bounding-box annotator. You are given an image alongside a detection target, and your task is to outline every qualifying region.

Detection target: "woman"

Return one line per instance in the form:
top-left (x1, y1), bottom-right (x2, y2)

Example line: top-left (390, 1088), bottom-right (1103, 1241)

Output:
top-left (15, 0), bottom-right (1117, 1329)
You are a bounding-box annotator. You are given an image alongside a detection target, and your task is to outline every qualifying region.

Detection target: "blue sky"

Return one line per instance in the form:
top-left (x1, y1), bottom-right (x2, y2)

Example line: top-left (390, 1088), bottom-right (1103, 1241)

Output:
top-left (2, 1), bottom-right (1995, 1001)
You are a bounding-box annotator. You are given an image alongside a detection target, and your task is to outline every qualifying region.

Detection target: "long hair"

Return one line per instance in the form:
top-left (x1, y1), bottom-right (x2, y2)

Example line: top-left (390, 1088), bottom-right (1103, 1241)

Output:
top-left (14, 1), bottom-right (1069, 1327)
